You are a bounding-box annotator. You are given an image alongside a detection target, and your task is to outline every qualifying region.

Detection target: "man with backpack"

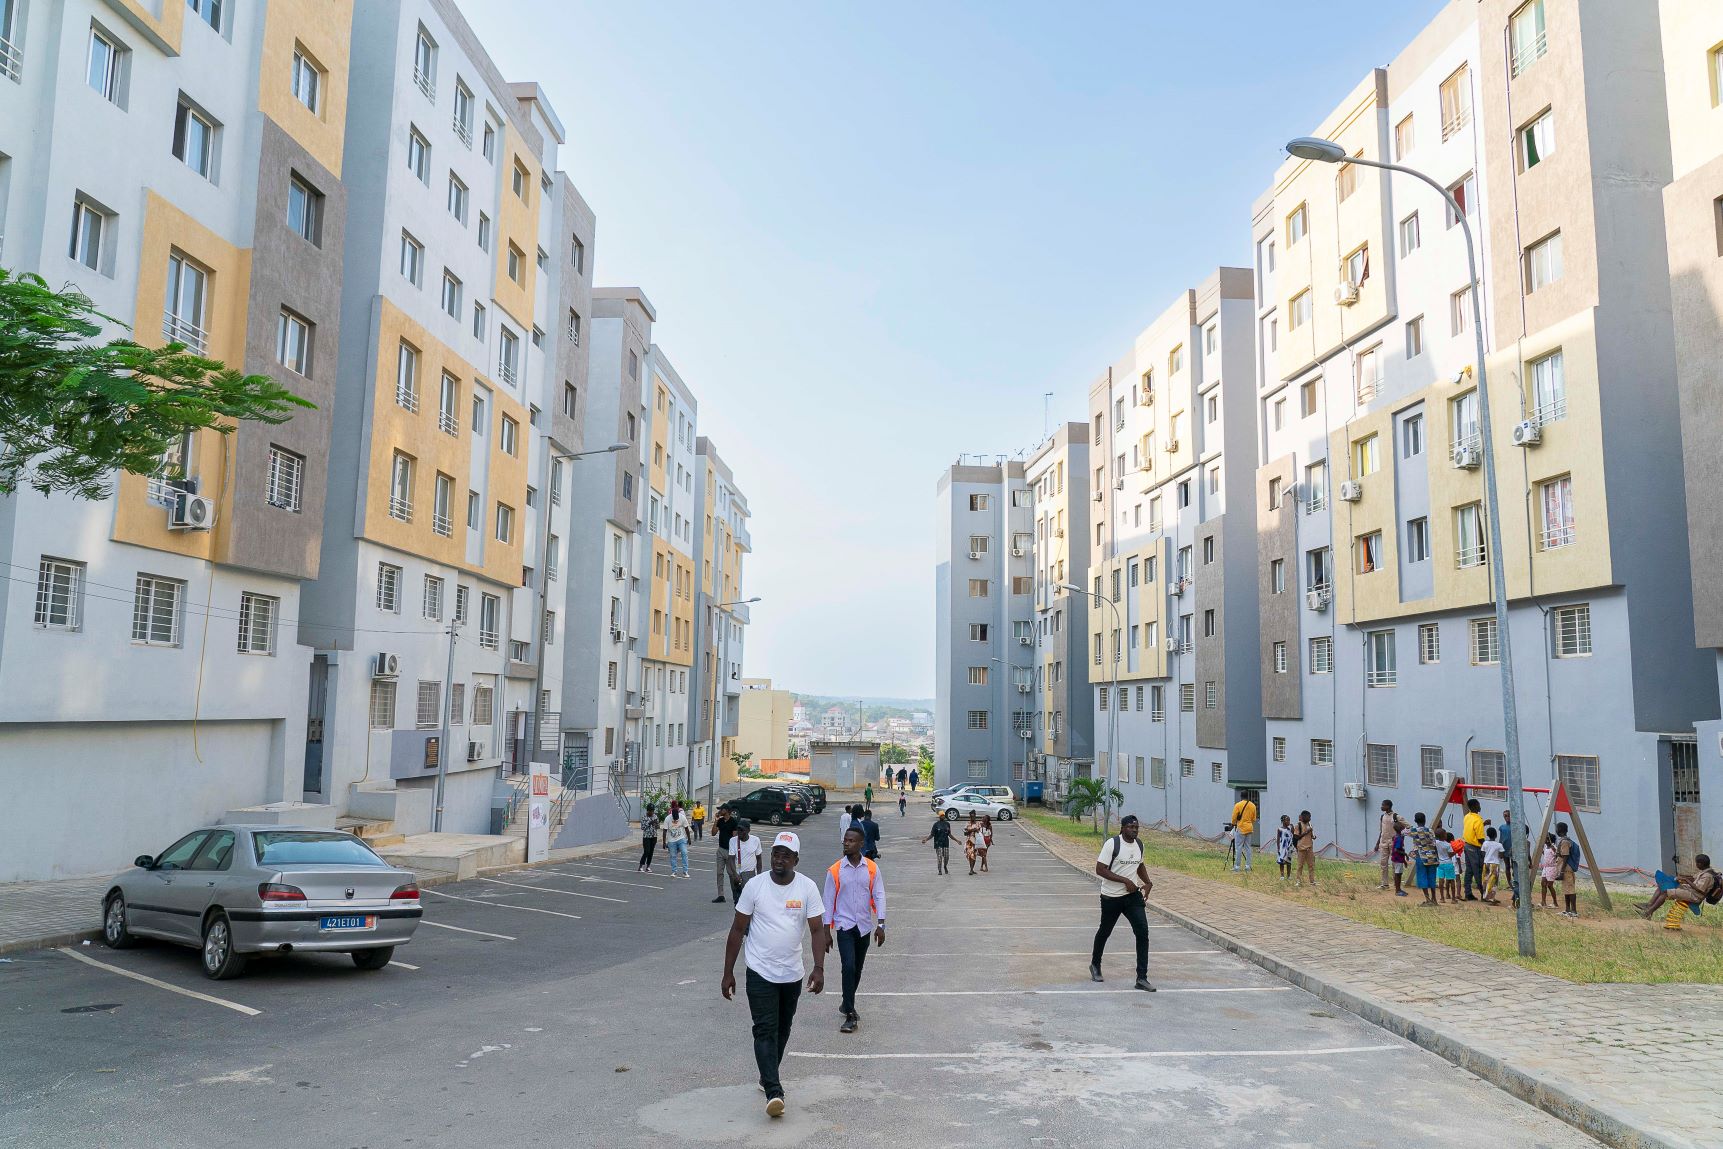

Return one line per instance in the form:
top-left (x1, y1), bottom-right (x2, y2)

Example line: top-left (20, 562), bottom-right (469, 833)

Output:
top-left (1089, 814), bottom-right (1155, 992)
top-left (822, 826), bottom-right (886, 1034)
top-left (1554, 822), bottom-right (1581, 917)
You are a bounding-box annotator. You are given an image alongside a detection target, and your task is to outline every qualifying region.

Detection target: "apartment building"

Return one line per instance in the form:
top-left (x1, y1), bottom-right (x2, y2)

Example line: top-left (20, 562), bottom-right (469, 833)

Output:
top-left (1255, 0), bottom-right (1710, 871)
top-left (300, 0), bottom-right (594, 837)
top-left (933, 458), bottom-right (1034, 789)
top-left (1025, 423), bottom-right (1093, 787)
top-left (689, 436), bottom-right (751, 797)
top-left (1088, 271), bottom-right (1262, 835)
top-left (1664, 0), bottom-right (1723, 861)
top-left (735, 677), bottom-right (794, 766)
top-left (0, 0), bottom-right (350, 881)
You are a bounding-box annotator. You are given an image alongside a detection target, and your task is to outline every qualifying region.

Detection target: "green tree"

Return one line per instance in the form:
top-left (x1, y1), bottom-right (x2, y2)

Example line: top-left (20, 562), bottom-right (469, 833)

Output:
top-left (0, 270), bottom-right (313, 500)
top-left (917, 745), bottom-right (934, 768)
top-left (881, 743), bottom-right (911, 766)
top-left (1063, 777), bottom-right (1124, 832)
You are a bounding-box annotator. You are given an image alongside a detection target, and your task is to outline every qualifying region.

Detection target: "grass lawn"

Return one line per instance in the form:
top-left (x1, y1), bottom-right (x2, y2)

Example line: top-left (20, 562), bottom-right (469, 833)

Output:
top-left (1020, 807), bottom-right (1723, 985)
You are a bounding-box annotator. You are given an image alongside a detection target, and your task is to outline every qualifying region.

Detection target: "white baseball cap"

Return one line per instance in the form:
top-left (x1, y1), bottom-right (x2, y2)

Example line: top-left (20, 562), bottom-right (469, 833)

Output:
top-left (772, 831), bottom-right (801, 853)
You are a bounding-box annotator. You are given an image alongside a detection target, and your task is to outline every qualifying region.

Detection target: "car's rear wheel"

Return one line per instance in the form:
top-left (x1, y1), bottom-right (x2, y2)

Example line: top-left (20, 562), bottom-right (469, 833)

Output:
top-left (351, 947), bottom-right (395, 970)
top-left (944, 810), bottom-right (959, 821)
top-left (200, 911), bottom-right (247, 980)
top-left (996, 809), bottom-right (1015, 821)
top-left (769, 811), bottom-right (785, 825)
top-left (102, 893), bottom-right (136, 949)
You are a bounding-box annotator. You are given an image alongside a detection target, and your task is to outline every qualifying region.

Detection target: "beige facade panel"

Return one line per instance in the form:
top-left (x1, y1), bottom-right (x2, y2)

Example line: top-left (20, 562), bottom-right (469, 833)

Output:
top-left (257, 0), bottom-right (355, 179)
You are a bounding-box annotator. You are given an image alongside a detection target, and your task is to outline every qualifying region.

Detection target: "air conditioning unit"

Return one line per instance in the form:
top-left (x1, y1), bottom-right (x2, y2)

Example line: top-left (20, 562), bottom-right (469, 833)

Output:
top-left (1432, 768), bottom-right (1456, 792)
top-left (1339, 480), bottom-right (1363, 502)
top-left (1450, 366), bottom-right (1473, 387)
top-left (1016, 683), bottom-right (1032, 693)
top-left (1510, 419), bottom-right (1542, 448)
top-left (1020, 730), bottom-right (1033, 740)
top-left (1054, 528), bottom-right (1065, 538)
top-left (611, 564), bottom-right (625, 580)
top-left (1143, 390), bottom-right (1154, 406)
top-left (1452, 445), bottom-right (1482, 470)
top-left (467, 741), bottom-right (483, 762)
top-left (1165, 439), bottom-right (1180, 453)
top-left (1342, 782), bottom-right (1368, 800)
top-left (168, 492), bottom-right (216, 530)
top-left (1165, 637), bottom-right (1178, 653)
top-left (1018, 636), bottom-right (1033, 646)
top-left (1011, 546), bottom-right (1025, 557)
top-left (1306, 588), bottom-right (1330, 612)
top-left (1172, 577), bottom-right (1190, 597)
top-left (1093, 492), bottom-right (1105, 503)
top-left (1333, 282), bottom-right (1360, 307)
top-left (609, 627), bottom-right (624, 643)
top-left (372, 652), bottom-right (400, 678)
top-left (968, 549), bottom-right (983, 560)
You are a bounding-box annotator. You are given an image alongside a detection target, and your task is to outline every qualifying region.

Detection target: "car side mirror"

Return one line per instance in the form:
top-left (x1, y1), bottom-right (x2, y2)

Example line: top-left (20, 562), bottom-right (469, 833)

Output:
top-left (135, 855), bottom-right (155, 869)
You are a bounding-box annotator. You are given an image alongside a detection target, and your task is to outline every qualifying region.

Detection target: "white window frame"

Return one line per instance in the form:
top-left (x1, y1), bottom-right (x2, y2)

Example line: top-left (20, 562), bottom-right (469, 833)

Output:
top-left (266, 445), bottom-right (304, 512)
top-left (1366, 629), bottom-right (1397, 687)
top-left (276, 308), bottom-right (312, 376)
top-left (1525, 231), bottom-right (1563, 293)
top-left (1418, 622), bottom-right (1440, 664)
top-left (237, 592), bottom-right (278, 655)
top-left (376, 562), bottom-right (402, 613)
top-left (1553, 603), bottom-right (1592, 658)
top-left (1309, 636), bottom-right (1333, 675)
top-left (407, 126), bottom-right (431, 184)
top-left (130, 574), bottom-right (183, 646)
top-left (291, 45), bottom-right (323, 114)
top-left (1470, 617), bottom-right (1499, 665)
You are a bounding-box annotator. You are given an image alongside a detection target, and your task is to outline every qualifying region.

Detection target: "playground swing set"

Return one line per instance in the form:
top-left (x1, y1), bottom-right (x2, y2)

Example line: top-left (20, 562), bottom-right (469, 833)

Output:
top-left (1427, 779), bottom-right (1612, 912)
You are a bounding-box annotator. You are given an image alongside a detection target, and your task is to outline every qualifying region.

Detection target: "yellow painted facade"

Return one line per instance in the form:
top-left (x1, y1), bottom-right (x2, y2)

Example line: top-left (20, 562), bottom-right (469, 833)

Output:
top-left (648, 538), bottom-right (694, 667)
top-left (492, 125), bottom-right (541, 331)
top-left (257, 0), bottom-right (354, 178)
top-left (112, 192), bottom-right (252, 562)
top-left (107, 0), bottom-right (185, 55)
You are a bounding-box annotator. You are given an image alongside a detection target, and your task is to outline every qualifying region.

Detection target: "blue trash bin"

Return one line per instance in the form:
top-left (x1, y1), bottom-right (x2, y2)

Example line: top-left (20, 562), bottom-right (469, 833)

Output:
top-left (1023, 781), bottom-right (1044, 805)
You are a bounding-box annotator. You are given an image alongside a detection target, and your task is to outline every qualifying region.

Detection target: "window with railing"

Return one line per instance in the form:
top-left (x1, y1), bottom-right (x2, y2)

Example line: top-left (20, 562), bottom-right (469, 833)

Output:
top-left (1509, 1), bottom-right (1547, 78)
top-left (1455, 503), bottom-right (1487, 568)
top-left (396, 341), bottom-right (419, 412)
top-left (163, 252), bottom-right (209, 353)
top-left (1440, 64), bottom-right (1472, 140)
top-left (452, 80), bottom-right (473, 146)
top-left (389, 452), bottom-right (413, 521)
top-left (1539, 475), bottom-right (1575, 550)
top-left (432, 473), bottom-right (453, 536)
top-left (1366, 629), bottom-right (1397, 687)
top-left (413, 27), bottom-right (436, 99)
top-left (0, 3), bottom-right (21, 83)
top-left (478, 594), bottom-right (500, 650)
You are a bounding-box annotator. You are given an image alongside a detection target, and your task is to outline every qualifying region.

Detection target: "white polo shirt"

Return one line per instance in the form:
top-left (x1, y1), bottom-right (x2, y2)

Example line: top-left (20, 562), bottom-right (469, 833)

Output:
top-left (737, 871), bottom-right (824, 984)
top-left (1096, 835), bottom-right (1144, 898)
top-left (730, 834), bottom-right (763, 877)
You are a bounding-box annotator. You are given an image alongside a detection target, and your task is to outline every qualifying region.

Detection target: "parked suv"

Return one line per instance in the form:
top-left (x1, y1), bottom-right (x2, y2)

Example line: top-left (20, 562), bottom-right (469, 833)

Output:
top-left (784, 782), bottom-right (826, 813)
top-left (726, 786), bottom-right (811, 826)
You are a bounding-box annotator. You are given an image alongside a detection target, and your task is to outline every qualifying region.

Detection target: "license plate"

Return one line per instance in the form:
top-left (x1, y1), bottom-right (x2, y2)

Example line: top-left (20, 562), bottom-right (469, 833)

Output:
top-left (318, 914), bottom-right (376, 931)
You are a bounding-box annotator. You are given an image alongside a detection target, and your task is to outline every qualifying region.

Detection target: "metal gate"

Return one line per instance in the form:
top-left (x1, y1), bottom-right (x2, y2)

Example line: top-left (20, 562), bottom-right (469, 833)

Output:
top-left (303, 654), bottom-right (328, 798)
top-left (1671, 737), bottom-right (1702, 866)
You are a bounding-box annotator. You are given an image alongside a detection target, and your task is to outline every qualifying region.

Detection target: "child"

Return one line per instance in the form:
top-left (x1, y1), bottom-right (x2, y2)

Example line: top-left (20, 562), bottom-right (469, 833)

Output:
top-left (1410, 812), bottom-right (1439, 907)
top-left (1480, 826), bottom-right (1504, 904)
top-left (1539, 833), bottom-right (1560, 908)
top-left (1390, 826), bottom-right (1408, 897)
top-left (1436, 831), bottom-right (1458, 903)
top-left (1275, 815), bottom-right (1294, 880)
top-left (1293, 812), bottom-right (1317, 886)
top-left (1554, 822), bottom-right (1580, 917)
top-left (1448, 833), bottom-right (1466, 903)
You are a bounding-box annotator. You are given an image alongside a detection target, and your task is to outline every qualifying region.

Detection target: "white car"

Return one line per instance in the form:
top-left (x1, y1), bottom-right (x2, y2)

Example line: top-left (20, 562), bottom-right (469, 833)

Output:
top-left (933, 791), bottom-right (1016, 821)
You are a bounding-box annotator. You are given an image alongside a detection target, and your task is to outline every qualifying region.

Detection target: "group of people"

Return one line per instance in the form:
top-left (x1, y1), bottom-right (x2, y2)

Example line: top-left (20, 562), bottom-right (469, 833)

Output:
top-left (919, 810), bottom-right (992, 876)
top-left (635, 798), bottom-right (707, 878)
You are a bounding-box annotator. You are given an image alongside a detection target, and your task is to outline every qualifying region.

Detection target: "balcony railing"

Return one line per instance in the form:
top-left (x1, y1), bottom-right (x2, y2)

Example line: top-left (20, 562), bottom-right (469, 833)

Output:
top-left (1541, 524), bottom-right (1575, 550)
top-left (1510, 30), bottom-right (1547, 78)
top-left (162, 313), bottom-right (208, 355)
top-left (1441, 107), bottom-right (1472, 142)
top-left (396, 385), bottom-right (419, 413)
top-left (0, 35), bottom-right (20, 82)
top-left (438, 409), bottom-right (459, 435)
top-left (453, 116), bottom-right (473, 147)
top-left (1306, 490), bottom-right (1326, 514)
top-left (1456, 544), bottom-right (1487, 569)
top-left (498, 360), bottom-right (518, 387)
top-left (478, 628), bottom-right (500, 651)
top-left (413, 66), bottom-right (435, 101)
top-left (389, 496), bottom-right (413, 522)
top-left (432, 512), bottom-right (453, 537)
top-left (1533, 397), bottom-right (1566, 425)
top-left (1366, 668), bottom-right (1398, 688)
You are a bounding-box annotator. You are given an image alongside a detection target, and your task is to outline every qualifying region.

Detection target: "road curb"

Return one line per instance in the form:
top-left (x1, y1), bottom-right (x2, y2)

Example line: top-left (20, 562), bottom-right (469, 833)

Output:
top-left (0, 928), bottom-right (103, 957)
top-left (1016, 818), bottom-right (1682, 1149)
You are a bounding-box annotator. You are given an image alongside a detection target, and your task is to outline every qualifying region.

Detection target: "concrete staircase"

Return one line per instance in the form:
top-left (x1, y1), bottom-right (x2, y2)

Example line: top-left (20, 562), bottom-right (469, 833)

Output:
top-left (338, 814), bottom-right (407, 851)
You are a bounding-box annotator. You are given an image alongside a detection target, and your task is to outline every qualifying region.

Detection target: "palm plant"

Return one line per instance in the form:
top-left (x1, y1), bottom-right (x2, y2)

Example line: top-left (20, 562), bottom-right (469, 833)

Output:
top-left (1063, 777), bottom-right (1124, 832)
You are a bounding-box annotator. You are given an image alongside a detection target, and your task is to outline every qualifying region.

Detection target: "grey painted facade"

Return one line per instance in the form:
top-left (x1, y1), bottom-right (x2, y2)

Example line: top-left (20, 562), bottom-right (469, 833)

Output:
top-left (1025, 424), bottom-right (1093, 783)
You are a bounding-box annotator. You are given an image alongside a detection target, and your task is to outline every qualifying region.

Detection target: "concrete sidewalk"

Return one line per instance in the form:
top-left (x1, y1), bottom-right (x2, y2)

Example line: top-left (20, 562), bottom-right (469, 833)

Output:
top-left (1020, 819), bottom-right (1721, 1149)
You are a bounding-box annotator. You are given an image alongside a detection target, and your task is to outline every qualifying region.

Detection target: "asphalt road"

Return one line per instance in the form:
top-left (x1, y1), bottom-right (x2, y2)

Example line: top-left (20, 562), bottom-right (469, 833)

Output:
top-left (0, 801), bottom-right (1601, 1147)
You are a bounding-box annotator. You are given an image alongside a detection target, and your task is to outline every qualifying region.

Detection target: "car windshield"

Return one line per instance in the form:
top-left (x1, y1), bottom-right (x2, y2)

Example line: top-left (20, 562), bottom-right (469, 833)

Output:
top-left (252, 831), bottom-right (384, 867)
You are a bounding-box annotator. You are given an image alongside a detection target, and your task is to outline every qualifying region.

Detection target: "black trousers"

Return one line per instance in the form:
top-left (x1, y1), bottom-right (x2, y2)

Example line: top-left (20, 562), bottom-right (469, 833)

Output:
top-left (835, 926), bottom-right (871, 1014)
top-left (1092, 893), bottom-right (1149, 980)
top-left (639, 836), bottom-right (656, 868)
top-left (745, 969), bottom-right (802, 1096)
top-left (1463, 844), bottom-right (1484, 897)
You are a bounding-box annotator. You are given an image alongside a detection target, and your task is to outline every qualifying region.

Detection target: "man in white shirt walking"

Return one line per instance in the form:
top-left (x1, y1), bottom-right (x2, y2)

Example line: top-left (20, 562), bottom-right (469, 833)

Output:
top-left (722, 831), bottom-right (827, 1119)
top-left (727, 820), bottom-right (763, 903)
top-left (1090, 814), bottom-right (1155, 992)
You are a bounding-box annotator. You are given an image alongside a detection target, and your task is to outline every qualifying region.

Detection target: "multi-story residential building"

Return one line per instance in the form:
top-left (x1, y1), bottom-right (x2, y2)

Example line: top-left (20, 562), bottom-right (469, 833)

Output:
top-left (301, 0), bottom-right (593, 837)
top-left (735, 677), bottom-right (794, 766)
top-left (1663, 0), bottom-right (1723, 862)
top-left (933, 457), bottom-right (1034, 789)
top-left (1088, 271), bottom-right (1261, 835)
top-left (1025, 423), bottom-right (1093, 788)
top-left (689, 436), bottom-right (751, 799)
top-left (1255, 0), bottom-right (1710, 871)
top-left (0, 0), bottom-right (351, 880)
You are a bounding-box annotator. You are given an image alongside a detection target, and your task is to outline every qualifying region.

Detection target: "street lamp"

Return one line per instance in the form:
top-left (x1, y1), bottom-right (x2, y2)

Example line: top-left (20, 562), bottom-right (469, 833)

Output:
top-left (1060, 582), bottom-right (1121, 837)
top-left (703, 596), bottom-right (760, 810)
top-left (527, 442), bottom-right (629, 794)
top-left (1285, 137), bottom-right (1535, 958)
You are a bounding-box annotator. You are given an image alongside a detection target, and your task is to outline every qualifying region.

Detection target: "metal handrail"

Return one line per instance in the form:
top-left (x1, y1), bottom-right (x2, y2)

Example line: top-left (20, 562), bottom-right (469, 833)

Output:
top-left (413, 66), bottom-right (435, 101)
top-left (0, 36), bottom-right (21, 82)
top-left (162, 313), bottom-right (209, 355)
top-left (1457, 544), bottom-right (1487, 568)
top-left (396, 385), bottom-right (419, 413)
top-left (453, 117), bottom-right (472, 147)
top-left (389, 495), bottom-right (413, 522)
top-left (1510, 29), bottom-right (1547, 78)
top-left (438, 410), bottom-right (459, 435)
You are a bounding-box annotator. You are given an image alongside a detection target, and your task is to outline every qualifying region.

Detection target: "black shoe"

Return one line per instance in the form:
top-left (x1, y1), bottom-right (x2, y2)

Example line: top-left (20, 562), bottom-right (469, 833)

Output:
top-left (1134, 978), bottom-right (1157, 992)
top-left (711, 896), bottom-right (725, 903)
top-left (1089, 963), bottom-right (1103, 983)
top-left (840, 1014), bottom-right (857, 1034)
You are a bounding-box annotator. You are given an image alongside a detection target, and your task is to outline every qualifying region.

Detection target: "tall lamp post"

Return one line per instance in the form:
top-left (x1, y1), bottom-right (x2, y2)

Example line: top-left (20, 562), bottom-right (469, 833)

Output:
top-left (528, 442), bottom-right (629, 790)
top-left (1284, 137), bottom-right (1534, 958)
top-left (1060, 582), bottom-right (1120, 837)
top-left (704, 596), bottom-right (760, 811)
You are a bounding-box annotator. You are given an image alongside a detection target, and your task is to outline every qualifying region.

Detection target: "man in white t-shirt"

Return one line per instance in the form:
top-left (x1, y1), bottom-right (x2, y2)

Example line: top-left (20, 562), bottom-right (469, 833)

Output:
top-left (721, 831), bottom-right (826, 1119)
top-left (662, 801), bottom-right (693, 879)
top-left (727, 821), bottom-right (764, 903)
top-left (1090, 813), bottom-right (1155, 992)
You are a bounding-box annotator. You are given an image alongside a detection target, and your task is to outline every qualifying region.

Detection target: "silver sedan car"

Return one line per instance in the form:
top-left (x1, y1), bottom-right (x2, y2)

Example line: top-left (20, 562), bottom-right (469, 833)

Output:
top-left (101, 825), bottom-right (422, 979)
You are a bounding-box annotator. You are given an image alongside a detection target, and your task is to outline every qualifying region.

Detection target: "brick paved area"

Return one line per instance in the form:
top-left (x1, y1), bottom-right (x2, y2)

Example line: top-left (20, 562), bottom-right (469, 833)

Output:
top-left (1022, 820), bottom-right (1723, 1149)
top-left (0, 876), bottom-right (109, 954)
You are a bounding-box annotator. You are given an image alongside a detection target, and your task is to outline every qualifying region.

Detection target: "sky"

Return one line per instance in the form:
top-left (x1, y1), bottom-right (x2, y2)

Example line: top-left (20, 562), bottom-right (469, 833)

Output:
top-left (461, 0), bottom-right (1445, 701)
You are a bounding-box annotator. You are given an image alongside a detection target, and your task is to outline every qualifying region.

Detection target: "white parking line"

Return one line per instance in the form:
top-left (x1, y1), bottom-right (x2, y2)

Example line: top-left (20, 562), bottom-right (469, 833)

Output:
top-left (388, 960), bottom-right (420, 970)
top-left (789, 1043), bottom-right (1398, 1061)
top-left (868, 950), bottom-right (1220, 958)
top-left (857, 988), bottom-right (1291, 997)
top-left (420, 919), bottom-right (517, 941)
top-left (541, 868), bottom-right (663, 890)
top-left (55, 947), bottom-right (260, 1016)
top-left (898, 924), bottom-right (1178, 930)
top-left (423, 888), bottom-right (581, 920)
top-left (479, 876), bottom-right (627, 904)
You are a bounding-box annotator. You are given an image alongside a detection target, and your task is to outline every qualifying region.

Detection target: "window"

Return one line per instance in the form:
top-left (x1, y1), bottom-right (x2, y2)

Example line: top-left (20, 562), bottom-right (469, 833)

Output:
top-left (472, 681), bottom-right (496, 724)
top-left (163, 252), bottom-right (208, 351)
top-left (1557, 755), bottom-right (1600, 812)
top-left (499, 414), bottom-right (519, 456)
top-left (1399, 416), bottom-right (1424, 461)
top-left (968, 623), bottom-right (990, 642)
top-left (445, 173), bottom-right (469, 224)
top-left (1289, 289), bottom-right (1311, 330)
top-left (1203, 609), bottom-right (1215, 637)
top-left (478, 595), bottom-right (500, 650)
top-left (1418, 622), bottom-right (1440, 664)
top-left (407, 127), bottom-right (430, 184)
top-left (1272, 737), bottom-right (1287, 764)
top-left (1451, 285), bottom-right (1474, 337)
top-left (69, 198), bottom-right (108, 272)
top-left (1540, 475), bottom-right (1575, 550)
top-left (440, 270), bottom-right (461, 319)
top-left (1093, 632), bottom-right (1103, 665)
top-left (1405, 315), bottom-right (1424, 358)
top-left (966, 759), bottom-right (989, 780)
top-left (422, 575), bottom-right (444, 620)
top-left (1447, 173), bottom-right (1477, 228)
top-left (1337, 158), bottom-right (1357, 202)
top-left (1355, 344), bottom-right (1380, 403)
top-left (967, 666), bottom-right (989, 686)
top-left (1344, 243), bottom-right (1369, 290)
top-left (968, 493), bottom-right (990, 511)
top-left (513, 158), bottom-right (530, 200)
top-left (1203, 536), bottom-right (1215, 565)
top-left (376, 562), bottom-right (402, 612)
top-left (1353, 433), bottom-right (1379, 476)
top-left (187, 0), bottom-right (223, 30)
top-left (453, 81), bottom-right (474, 145)
top-left (1300, 379), bottom-right (1318, 418)
top-left (1099, 687), bottom-right (1109, 712)
top-left (1307, 547), bottom-right (1331, 590)
top-left (400, 231), bottom-right (424, 287)
top-left (128, 574), bottom-right (182, 646)
top-left (472, 301), bottom-right (487, 341)
top-left (1410, 746), bottom-right (1444, 789)
top-left (88, 26), bottom-right (126, 103)
top-left (1406, 517), bottom-right (1429, 563)
top-left (413, 27), bottom-right (436, 97)
top-left (455, 585), bottom-right (469, 623)
top-left (173, 97), bottom-right (217, 179)
top-left (966, 710), bottom-right (989, 731)
top-left (570, 233), bottom-right (586, 274)
top-left (1456, 503), bottom-right (1486, 568)
top-left (1440, 64), bottom-right (1472, 139)
top-left (1270, 558), bottom-right (1285, 593)
top-left (1312, 738), bottom-right (1334, 766)
top-left (1367, 744), bottom-right (1399, 787)
top-left (287, 173), bottom-right (322, 244)
top-left (1211, 762), bottom-right (1224, 784)
top-left (409, 680), bottom-right (441, 730)
top-left (476, 212), bottom-right (492, 255)
top-left (1204, 681), bottom-right (1217, 709)
top-left (1012, 576), bottom-right (1033, 595)
top-left (388, 452), bottom-right (413, 521)
top-left (393, 342), bottom-right (421, 413)
top-left (1150, 757), bottom-right (1166, 788)
top-left (432, 473), bottom-right (453, 536)
top-left (1531, 350), bottom-right (1566, 423)
top-left (1399, 212), bottom-right (1420, 257)
top-left (1526, 232), bottom-right (1563, 292)
top-left (1150, 685), bottom-right (1165, 721)
top-left (1169, 345), bottom-right (1184, 374)
top-left (499, 329), bottom-right (519, 385)
top-left (1553, 603), bottom-right (1591, 657)
top-left (1206, 393), bottom-right (1218, 424)
top-left (1367, 630), bottom-right (1397, 686)
top-left (1470, 616), bottom-right (1499, 665)
top-left (291, 44), bottom-right (323, 114)
top-left (1471, 749), bottom-right (1506, 788)
top-left (1273, 641), bottom-right (1288, 673)
top-left (1394, 113), bottom-right (1414, 160)
top-left (1309, 636), bottom-right (1333, 675)
top-left (482, 120), bottom-right (496, 161)
top-left (1715, 43), bottom-right (1723, 109)
top-left (968, 534), bottom-right (989, 556)
top-left (1519, 108), bottom-right (1555, 170)
top-left (1510, 1), bottom-right (1547, 76)
top-left (276, 309), bottom-right (312, 376)
top-left (1451, 390), bottom-right (1480, 454)
top-left (266, 445), bottom-right (303, 512)
top-left (495, 501), bottom-right (514, 544)
top-left (369, 680), bottom-right (397, 729)
top-left (437, 372), bottom-right (459, 435)
top-left (506, 242), bottom-right (525, 285)
top-left (1286, 203), bottom-right (1308, 246)
top-left (1180, 684), bottom-right (1195, 712)
top-left (237, 593), bottom-right (277, 654)
top-left (1273, 397), bottom-right (1285, 430)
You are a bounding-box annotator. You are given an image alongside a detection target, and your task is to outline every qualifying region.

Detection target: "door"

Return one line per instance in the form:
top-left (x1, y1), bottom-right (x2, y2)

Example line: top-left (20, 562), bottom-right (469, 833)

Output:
top-left (172, 829), bottom-right (237, 937)
top-left (836, 751), bottom-right (854, 790)
top-left (304, 654), bottom-right (328, 798)
top-left (1671, 738), bottom-right (1702, 867)
top-left (133, 831), bottom-right (209, 939)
